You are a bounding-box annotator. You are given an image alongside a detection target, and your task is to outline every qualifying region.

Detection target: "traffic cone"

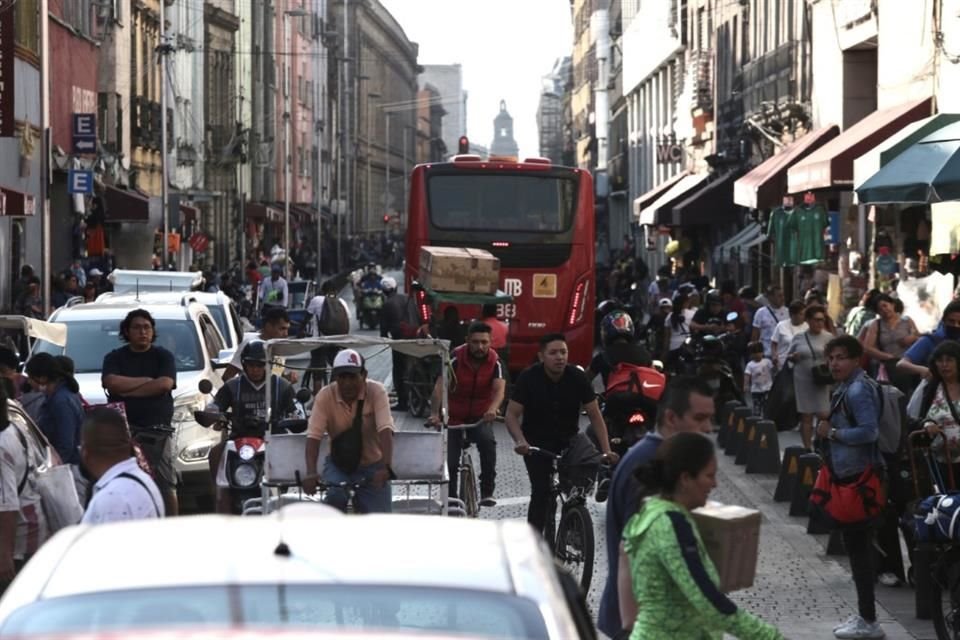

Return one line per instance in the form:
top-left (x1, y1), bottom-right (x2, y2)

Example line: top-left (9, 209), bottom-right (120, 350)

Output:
top-left (735, 416), bottom-right (761, 466)
top-left (725, 407), bottom-right (752, 457)
top-left (746, 420), bottom-right (781, 474)
top-left (789, 453), bottom-right (821, 517)
top-left (774, 446), bottom-right (809, 502)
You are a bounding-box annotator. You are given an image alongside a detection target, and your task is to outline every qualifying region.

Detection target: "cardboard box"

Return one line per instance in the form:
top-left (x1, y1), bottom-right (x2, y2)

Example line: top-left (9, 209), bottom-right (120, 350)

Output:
top-left (691, 501), bottom-right (761, 593)
top-left (419, 246), bottom-right (500, 294)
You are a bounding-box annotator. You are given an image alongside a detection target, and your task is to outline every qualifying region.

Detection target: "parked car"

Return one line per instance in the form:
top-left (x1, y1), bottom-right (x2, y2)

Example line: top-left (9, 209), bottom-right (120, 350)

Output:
top-left (32, 299), bottom-right (231, 505)
top-left (106, 269), bottom-right (204, 295)
top-left (0, 507), bottom-right (591, 639)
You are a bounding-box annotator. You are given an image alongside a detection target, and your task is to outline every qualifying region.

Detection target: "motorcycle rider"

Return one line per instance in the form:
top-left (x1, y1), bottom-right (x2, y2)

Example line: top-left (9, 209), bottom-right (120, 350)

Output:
top-left (206, 340), bottom-right (297, 513)
top-left (587, 310), bottom-right (654, 386)
top-left (690, 289), bottom-right (732, 337)
top-left (359, 263), bottom-right (383, 291)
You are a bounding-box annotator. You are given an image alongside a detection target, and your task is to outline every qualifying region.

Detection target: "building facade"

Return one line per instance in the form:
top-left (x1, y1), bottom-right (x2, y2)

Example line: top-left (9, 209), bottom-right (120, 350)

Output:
top-left (537, 57), bottom-right (571, 165)
top-left (419, 64), bottom-right (467, 161)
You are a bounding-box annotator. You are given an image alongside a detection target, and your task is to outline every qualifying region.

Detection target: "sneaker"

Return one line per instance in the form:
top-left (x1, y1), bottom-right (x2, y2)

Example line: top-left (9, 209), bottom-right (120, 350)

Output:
top-left (877, 572), bottom-right (902, 587)
top-left (834, 615), bottom-right (885, 639)
top-left (833, 615), bottom-right (859, 633)
top-left (479, 496), bottom-right (497, 507)
top-left (595, 478), bottom-right (611, 503)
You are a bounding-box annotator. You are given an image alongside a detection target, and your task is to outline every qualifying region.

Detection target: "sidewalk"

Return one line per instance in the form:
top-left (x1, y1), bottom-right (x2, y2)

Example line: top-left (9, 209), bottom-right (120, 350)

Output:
top-left (718, 427), bottom-right (931, 640)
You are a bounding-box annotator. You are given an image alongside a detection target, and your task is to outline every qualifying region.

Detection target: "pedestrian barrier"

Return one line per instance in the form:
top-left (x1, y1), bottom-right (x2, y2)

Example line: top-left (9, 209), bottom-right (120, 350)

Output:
top-left (788, 453), bottom-right (821, 517)
top-left (745, 420), bottom-right (781, 474)
top-left (773, 446), bottom-right (809, 502)
top-left (826, 529), bottom-right (846, 555)
top-left (725, 407), bottom-right (752, 457)
top-left (717, 400), bottom-right (742, 448)
top-left (735, 416), bottom-right (761, 466)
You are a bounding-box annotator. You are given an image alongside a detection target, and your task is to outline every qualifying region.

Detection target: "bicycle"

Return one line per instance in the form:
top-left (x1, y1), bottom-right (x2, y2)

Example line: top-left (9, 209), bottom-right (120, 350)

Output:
top-left (425, 418), bottom-right (499, 518)
top-left (526, 446), bottom-right (601, 594)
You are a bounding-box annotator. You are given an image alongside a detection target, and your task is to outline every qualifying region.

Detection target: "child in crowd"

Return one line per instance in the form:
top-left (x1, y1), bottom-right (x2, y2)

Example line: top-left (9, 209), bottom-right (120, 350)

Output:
top-left (744, 341), bottom-right (775, 417)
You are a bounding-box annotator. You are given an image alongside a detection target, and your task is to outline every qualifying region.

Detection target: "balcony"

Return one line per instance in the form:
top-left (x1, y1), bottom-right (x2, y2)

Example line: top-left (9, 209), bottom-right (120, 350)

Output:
top-left (740, 41), bottom-right (803, 119)
top-left (689, 49), bottom-right (713, 114)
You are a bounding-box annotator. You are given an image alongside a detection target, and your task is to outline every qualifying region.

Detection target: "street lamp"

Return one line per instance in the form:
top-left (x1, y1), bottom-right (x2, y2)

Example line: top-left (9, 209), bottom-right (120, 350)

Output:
top-left (283, 7), bottom-right (311, 277)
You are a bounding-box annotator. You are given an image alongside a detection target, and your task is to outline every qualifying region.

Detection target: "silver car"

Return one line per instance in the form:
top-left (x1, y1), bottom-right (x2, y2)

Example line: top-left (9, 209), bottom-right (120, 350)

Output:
top-left (0, 507), bottom-right (591, 639)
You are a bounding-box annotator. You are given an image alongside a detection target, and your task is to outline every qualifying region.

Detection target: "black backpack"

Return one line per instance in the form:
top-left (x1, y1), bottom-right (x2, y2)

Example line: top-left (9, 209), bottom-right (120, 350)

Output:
top-left (317, 296), bottom-right (350, 335)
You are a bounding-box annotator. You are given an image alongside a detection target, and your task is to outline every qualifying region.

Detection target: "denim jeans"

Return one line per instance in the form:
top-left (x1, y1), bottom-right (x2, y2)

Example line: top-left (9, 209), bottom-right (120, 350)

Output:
top-left (322, 456), bottom-right (392, 513)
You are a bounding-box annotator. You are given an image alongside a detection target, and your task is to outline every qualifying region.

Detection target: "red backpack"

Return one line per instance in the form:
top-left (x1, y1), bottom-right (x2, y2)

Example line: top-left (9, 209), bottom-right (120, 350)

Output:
top-left (606, 362), bottom-right (666, 401)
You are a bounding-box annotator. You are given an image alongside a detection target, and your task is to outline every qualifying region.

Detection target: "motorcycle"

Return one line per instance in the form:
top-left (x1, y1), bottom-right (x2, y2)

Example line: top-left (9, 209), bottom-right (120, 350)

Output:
top-left (194, 380), bottom-right (312, 514)
top-left (358, 287), bottom-right (384, 330)
top-left (679, 311), bottom-right (744, 408)
top-left (590, 360), bottom-right (665, 457)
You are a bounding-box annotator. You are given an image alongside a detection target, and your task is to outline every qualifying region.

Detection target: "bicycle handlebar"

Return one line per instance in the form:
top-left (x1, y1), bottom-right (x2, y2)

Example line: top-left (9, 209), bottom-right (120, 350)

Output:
top-left (423, 416), bottom-right (505, 431)
top-left (525, 446), bottom-right (562, 459)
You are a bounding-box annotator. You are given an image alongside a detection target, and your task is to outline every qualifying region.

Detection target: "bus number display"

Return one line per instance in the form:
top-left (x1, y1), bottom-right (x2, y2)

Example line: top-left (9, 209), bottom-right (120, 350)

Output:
top-left (497, 303), bottom-right (518, 319)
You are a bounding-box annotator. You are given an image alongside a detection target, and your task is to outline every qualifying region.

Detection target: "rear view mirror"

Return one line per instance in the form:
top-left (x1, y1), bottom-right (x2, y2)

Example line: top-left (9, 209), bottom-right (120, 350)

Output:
top-left (198, 379), bottom-right (214, 395)
top-left (295, 388), bottom-right (313, 404)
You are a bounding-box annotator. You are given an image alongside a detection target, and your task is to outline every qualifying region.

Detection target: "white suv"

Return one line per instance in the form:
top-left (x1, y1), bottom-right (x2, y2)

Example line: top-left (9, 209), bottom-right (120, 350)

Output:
top-left (34, 299), bottom-right (229, 505)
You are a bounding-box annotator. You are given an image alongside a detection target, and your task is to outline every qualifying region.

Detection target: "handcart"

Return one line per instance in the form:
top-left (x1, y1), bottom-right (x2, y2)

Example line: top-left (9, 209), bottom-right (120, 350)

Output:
top-left (404, 282), bottom-right (514, 418)
top-left (251, 335), bottom-right (458, 515)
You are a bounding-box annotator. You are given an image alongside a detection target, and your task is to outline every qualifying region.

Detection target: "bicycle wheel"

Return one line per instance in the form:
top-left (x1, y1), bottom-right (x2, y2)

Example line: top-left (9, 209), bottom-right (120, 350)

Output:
top-left (932, 548), bottom-right (960, 640)
top-left (459, 459), bottom-right (479, 518)
top-left (555, 504), bottom-right (595, 594)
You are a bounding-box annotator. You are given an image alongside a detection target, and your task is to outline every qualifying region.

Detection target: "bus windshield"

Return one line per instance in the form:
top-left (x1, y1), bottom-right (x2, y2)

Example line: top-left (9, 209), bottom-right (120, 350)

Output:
top-left (427, 173), bottom-right (577, 233)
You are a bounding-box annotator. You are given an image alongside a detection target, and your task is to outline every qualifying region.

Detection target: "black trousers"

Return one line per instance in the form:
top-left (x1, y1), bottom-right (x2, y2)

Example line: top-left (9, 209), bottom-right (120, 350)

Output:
top-left (842, 526), bottom-right (878, 622)
top-left (524, 452), bottom-right (556, 534)
top-left (392, 351), bottom-right (409, 408)
top-left (447, 421), bottom-right (496, 498)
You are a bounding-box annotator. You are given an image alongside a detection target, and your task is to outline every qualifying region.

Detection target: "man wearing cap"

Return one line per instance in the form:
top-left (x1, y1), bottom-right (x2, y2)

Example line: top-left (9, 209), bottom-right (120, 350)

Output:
top-left (87, 268), bottom-right (107, 296)
top-left (259, 264), bottom-right (289, 308)
top-left (303, 349), bottom-right (395, 513)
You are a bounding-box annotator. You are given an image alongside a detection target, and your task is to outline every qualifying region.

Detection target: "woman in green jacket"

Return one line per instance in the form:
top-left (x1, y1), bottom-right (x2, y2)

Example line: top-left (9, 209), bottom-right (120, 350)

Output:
top-left (618, 433), bottom-right (782, 639)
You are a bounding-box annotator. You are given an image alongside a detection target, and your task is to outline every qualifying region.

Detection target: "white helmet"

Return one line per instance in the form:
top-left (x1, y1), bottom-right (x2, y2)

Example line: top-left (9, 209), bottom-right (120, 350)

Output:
top-left (381, 276), bottom-right (397, 291)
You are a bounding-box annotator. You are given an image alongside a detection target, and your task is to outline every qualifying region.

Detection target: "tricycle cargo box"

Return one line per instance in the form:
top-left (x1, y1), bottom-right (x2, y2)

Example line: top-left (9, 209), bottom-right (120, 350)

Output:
top-left (691, 502), bottom-right (761, 593)
top-left (419, 246), bottom-right (500, 294)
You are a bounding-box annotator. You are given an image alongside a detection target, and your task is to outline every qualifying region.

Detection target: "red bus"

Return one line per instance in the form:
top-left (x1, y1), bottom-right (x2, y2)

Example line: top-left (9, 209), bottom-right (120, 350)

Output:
top-left (405, 154), bottom-right (596, 372)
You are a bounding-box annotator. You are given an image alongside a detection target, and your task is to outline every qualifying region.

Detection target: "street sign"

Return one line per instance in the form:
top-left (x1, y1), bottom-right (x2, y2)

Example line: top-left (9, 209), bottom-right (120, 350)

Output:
top-left (68, 169), bottom-right (93, 194)
top-left (72, 113), bottom-right (97, 154)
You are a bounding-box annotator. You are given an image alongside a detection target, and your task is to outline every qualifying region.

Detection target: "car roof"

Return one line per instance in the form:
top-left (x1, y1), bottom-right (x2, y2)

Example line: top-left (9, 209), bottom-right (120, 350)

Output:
top-left (15, 508), bottom-right (540, 599)
top-left (98, 291), bottom-right (231, 306)
top-left (50, 300), bottom-right (205, 322)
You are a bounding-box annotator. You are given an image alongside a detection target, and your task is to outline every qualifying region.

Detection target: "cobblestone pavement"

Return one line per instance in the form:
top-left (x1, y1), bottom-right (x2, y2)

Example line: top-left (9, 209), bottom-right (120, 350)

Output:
top-left (338, 283), bottom-right (929, 639)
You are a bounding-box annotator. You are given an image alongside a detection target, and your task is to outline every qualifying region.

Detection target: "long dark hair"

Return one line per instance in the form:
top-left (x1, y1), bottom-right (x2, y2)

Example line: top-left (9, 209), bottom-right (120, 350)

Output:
top-left (670, 292), bottom-right (689, 332)
top-left (923, 340), bottom-right (960, 417)
top-left (634, 432), bottom-right (715, 506)
top-left (25, 352), bottom-right (80, 394)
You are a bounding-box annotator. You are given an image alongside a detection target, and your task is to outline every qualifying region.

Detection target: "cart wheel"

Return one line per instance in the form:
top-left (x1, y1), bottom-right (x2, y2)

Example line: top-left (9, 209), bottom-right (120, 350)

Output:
top-left (407, 385), bottom-right (428, 418)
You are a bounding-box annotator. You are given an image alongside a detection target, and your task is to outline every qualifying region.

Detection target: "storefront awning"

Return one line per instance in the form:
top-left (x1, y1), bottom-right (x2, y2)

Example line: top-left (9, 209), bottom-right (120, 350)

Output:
top-left (853, 113), bottom-right (960, 202)
top-left (104, 185), bottom-right (150, 222)
top-left (855, 119), bottom-right (960, 204)
top-left (636, 173), bottom-right (709, 226)
top-left (245, 202), bottom-right (283, 223)
top-left (714, 222), bottom-right (764, 262)
top-left (0, 186), bottom-right (36, 216)
top-left (788, 97), bottom-right (933, 193)
top-left (733, 126), bottom-right (839, 209)
top-left (670, 172), bottom-right (737, 226)
top-left (632, 171), bottom-right (689, 221)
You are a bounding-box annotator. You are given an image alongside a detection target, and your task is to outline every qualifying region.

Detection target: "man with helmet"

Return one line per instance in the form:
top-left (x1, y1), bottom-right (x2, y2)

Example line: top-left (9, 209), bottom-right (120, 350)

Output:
top-left (589, 310), bottom-right (653, 385)
top-left (359, 263), bottom-right (383, 290)
top-left (690, 289), bottom-right (732, 337)
top-left (207, 340), bottom-right (297, 513)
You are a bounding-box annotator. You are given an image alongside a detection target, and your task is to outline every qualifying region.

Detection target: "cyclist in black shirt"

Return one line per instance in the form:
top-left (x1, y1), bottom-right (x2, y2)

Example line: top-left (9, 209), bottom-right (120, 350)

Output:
top-left (506, 333), bottom-right (620, 534)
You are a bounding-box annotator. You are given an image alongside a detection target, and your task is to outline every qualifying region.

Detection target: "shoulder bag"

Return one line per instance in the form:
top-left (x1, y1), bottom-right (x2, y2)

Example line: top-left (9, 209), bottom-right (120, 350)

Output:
top-left (805, 333), bottom-right (834, 386)
top-left (331, 398), bottom-right (364, 474)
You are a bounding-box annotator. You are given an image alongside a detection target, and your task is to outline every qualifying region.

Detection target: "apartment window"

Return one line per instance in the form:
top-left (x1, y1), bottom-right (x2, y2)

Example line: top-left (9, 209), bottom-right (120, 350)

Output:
top-left (14, 0), bottom-right (40, 55)
top-left (63, 0), bottom-right (93, 38)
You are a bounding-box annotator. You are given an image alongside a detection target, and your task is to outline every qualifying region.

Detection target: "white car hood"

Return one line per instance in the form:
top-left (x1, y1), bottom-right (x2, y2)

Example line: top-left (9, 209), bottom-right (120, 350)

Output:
top-left (77, 370), bottom-right (210, 406)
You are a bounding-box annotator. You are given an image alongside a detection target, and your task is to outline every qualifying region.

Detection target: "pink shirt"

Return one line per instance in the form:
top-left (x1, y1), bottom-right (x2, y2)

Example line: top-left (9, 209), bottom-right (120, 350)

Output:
top-left (307, 380), bottom-right (395, 466)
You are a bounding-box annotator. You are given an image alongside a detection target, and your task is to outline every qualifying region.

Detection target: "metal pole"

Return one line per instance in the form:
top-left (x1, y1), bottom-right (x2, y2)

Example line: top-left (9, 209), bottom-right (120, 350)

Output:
top-left (315, 0), bottom-right (326, 279)
top-left (402, 123), bottom-right (408, 225)
top-left (39, 0), bottom-right (50, 314)
top-left (343, 0), bottom-right (352, 242)
top-left (384, 112), bottom-right (390, 217)
top-left (160, 0), bottom-right (170, 270)
top-left (283, 12), bottom-right (292, 278)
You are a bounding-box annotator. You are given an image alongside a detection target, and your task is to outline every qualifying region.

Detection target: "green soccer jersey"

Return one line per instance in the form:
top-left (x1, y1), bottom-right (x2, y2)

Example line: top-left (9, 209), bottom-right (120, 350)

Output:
top-left (767, 207), bottom-right (797, 267)
top-left (795, 204), bottom-right (826, 265)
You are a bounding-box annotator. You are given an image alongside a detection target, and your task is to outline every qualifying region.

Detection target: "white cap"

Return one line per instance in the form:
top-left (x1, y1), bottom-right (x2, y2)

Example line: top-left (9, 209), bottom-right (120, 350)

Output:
top-left (659, 298), bottom-right (673, 307)
top-left (332, 349), bottom-right (364, 375)
top-left (381, 276), bottom-right (397, 290)
top-left (88, 268), bottom-right (103, 277)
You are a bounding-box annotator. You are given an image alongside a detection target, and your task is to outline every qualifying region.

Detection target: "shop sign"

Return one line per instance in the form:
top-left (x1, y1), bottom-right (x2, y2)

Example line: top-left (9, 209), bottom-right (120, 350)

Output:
top-left (189, 232), bottom-right (209, 253)
top-left (0, 6), bottom-right (14, 137)
top-left (655, 134), bottom-right (684, 165)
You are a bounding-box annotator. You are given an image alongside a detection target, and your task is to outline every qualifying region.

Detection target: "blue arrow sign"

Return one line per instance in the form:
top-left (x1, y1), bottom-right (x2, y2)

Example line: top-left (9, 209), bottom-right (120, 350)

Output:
top-left (72, 114), bottom-right (97, 154)
top-left (68, 170), bottom-right (93, 195)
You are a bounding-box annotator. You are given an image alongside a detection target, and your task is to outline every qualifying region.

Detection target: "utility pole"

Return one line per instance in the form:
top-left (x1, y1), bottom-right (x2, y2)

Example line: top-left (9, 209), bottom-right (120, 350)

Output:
top-left (315, 0), bottom-right (327, 279)
top-left (159, 0), bottom-right (172, 270)
top-left (343, 0), bottom-right (352, 240)
top-left (40, 0), bottom-right (50, 314)
top-left (283, 11), bottom-right (292, 278)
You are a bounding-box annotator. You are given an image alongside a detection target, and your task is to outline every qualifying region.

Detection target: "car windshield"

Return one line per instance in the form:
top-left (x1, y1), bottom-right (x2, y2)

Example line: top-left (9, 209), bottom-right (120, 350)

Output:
top-left (0, 585), bottom-right (548, 638)
top-left (205, 305), bottom-right (233, 348)
top-left (32, 319), bottom-right (204, 373)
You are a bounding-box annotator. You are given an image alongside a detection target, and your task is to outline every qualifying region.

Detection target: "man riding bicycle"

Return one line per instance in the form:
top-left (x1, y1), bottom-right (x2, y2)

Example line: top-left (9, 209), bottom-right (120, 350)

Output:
top-left (207, 340), bottom-right (298, 513)
top-left (428, 322), bottom-right (505, 508)
top-left (506, 333), bottom-right (620, 534)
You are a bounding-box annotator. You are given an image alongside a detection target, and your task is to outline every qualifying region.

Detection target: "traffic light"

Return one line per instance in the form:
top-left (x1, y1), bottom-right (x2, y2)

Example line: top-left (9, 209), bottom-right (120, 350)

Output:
top-left (458, 136), bottom-right (470, 154)
top-left (383, 214), bottom-right (391, 224)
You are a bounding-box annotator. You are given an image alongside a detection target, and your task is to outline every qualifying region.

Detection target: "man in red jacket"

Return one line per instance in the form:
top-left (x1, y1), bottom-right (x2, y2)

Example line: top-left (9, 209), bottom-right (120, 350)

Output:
top-left (429, 322), bottom-right (505, 507)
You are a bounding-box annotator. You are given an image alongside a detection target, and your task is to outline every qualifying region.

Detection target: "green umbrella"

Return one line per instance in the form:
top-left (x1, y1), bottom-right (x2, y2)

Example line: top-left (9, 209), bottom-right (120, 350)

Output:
top-left (856, 119), bottom-right (960, 204)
